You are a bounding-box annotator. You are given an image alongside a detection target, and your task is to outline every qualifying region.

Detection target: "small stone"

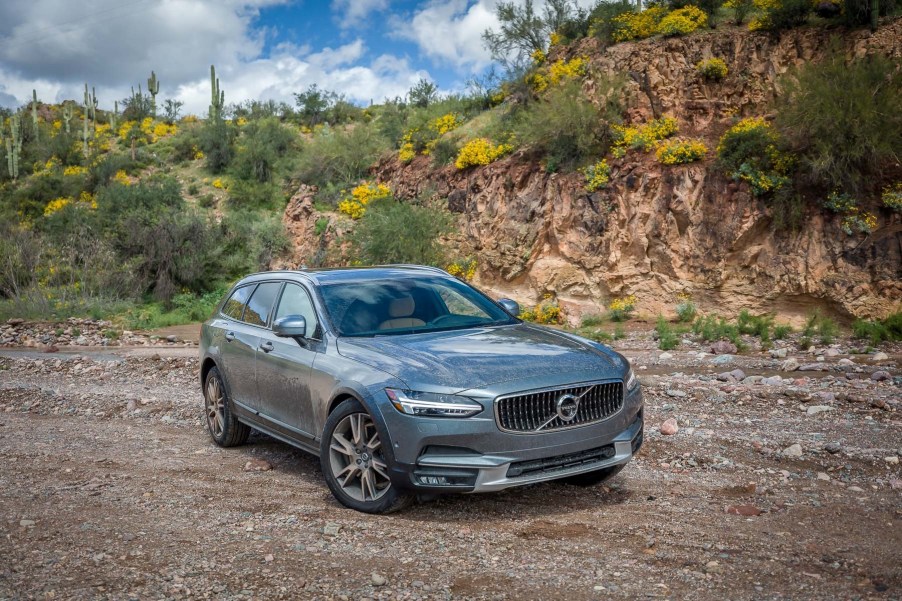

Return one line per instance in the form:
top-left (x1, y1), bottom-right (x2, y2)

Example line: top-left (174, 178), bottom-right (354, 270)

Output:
top-left (824, 442), bottom-right (842, 454)
top-left (871, 370), bottom-right (890, 382)
top-left (659, 418), bottom-right (678, 436)
top-left (166, 335), bottom-right (179, 343)
top-left (729, 369), bottom-right (746, 381)
top-left (19, 519), bottom-right (35, 527)
top-left (371, 573), bottom-right (387, 587)
top-left (806, 405), bottom-right (833, 416)
top-left (75, 336), bottom-right (88, 346)
top-left (762, 376), bottom-right (783, 386)
top-left (885, 456), bottom-right (899, 465)
top-left (658, 352), bottom-right (673, 360)
top-left (782, 443), bottom-right (803, 458)
top-left (264, 554), bottom-right (274, 562)
top-left (7, 318), bottom-right (24, 325)
top-left (770, 348), bottom-right (788, 359)
top-left (824, 348), bottom-right (840, 357)
top-left (126, 399), bottom-right (137, 412)
top-left (726, 505), bottom-right (762, 517)
top-left (710, 341), bottom-right (738, 355)
top-left (781, 359), bottom-right (800, 372)
top-left (711, 354), bottom-right (734, 365)
top-left (838, 358), bottom-right (855, 366)
top-left (742, 375), bottom-right (764, 385)
top-left (872, 352), bottom-right (889, 362)
top-left (816, 356), bottom-right (825, 362)
top-left (665, 389), bottom-right (687, 398)
top-left (870, 398), bottom-right (889, 410)
top-left (815, 392), bottom-right (835, 403)
top-left (799, 363), bottom-right (826, 372)
top-left (43, 345), bottom-right (59, 353)
top-left (847, 486), bottom-right (864, 493)
top-left (244, 458), bottom-right (273, 472)
top-left (323, 523), bottom-right (341, 536)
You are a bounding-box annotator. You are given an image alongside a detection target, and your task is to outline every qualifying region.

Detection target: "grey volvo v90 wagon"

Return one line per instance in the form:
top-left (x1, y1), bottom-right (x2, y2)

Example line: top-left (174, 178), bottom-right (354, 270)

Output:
top-left (200, 266), bottom-right (643, 513)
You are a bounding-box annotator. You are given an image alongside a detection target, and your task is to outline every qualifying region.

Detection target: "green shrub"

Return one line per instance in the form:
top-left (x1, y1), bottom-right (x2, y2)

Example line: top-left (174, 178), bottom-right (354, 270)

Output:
top-left (226, 180), bottom-right (285, 210)
top-left (230, 117), bottom-right (297, 184)
top-left (218, 210), bottom-right (289, 278)
top-left (656, 316), bottom-right (680, 350)
top-left (587, 0), bottom-right (636, 46)
top-left (723, 0), bottom-right (756, 24)
top-left (675, 298), bottom-right (697, 322)
top-left (802, 312), bottom-right (839, 344)
top-left (350, 198), bottom-right (453, 266)
top-left (314, 217), bottom-right (329, 237)
top-left (737, 310), bottom-right (775, 339)
top-left (693, 314), bottom-right (742, 347)
top-left (430, 137), bottom-right (461, 166)
top-left (295, 123), bottom-right (389, 189)
top-left (716, 118), bottom-right (792, 196)
top-left (607, 295), bottom-right (637, 322)
top-left (775, 51), bottom-right (902, 196)
top-left (852, 312), bottom-right (902, 345)
top-left (581, 313), bottom-right (607, 327)
top-left (750, 0), bottom-right (811, 30)
top-left (696, 58), bottom-right (728, 81)
top-left (773, 324), bottom-right (792, 339)
top-left (512, 78), bottom-right (623, 170)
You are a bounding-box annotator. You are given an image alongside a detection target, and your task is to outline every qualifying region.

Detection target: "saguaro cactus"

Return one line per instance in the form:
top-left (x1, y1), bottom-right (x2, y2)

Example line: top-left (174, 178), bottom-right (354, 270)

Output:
top-left (110, 100), bottom-right (119, 132)
top-left (82, 83), bottom-right (98, 155)
top-left (31, 90), bottom-right (39, 140)
top-left (90, 87), bottom-right (99, 131)
top-left (209, 65), bottom-right (224, 121)
top-left (5, 114), bottom-right (23, 180)
top-left (147, 71), bottom-right (160, 117)
top-left (62, 103), bottom-right (74, 134)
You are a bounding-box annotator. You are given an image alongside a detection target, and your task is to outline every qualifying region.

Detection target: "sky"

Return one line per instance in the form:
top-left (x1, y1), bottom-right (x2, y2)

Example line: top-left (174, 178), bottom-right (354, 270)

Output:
top-left (0, 0), bottom-right (532, 115)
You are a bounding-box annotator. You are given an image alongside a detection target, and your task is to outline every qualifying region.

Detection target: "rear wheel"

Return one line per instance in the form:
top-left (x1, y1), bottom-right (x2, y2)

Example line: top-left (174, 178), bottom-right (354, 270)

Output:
top-left (203, 367), bottom-right (250, 447)
top-left (560, 463), bottom-right (625, 487)
top-left (320, 399), bottom-right (412, 514)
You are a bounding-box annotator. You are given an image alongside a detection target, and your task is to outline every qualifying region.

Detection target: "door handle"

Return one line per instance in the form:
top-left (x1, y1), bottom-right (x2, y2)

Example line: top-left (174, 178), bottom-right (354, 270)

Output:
top-left (224, 331), bottom-right (236, 342)
top-left (259, 341), bottom-right (274, 353)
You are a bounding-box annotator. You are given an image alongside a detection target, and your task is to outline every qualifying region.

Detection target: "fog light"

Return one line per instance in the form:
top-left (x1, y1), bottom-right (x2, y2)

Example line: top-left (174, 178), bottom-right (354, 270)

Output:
top-left (417, 475), bottom-right (450, 486)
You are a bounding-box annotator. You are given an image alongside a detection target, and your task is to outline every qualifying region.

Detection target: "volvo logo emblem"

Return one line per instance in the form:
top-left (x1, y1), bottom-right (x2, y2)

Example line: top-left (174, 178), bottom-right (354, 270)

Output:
top-left (556, 394), bottom-right (580, 422)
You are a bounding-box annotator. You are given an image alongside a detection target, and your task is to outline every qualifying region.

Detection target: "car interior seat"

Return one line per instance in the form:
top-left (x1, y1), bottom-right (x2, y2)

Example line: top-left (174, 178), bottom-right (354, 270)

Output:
top-left (378, 295), bottom-right (426, 330)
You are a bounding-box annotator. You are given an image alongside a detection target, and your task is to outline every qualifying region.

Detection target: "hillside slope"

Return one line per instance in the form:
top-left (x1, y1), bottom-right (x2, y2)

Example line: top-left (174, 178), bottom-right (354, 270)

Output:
top-left (284, 20), bottom-right (902, 322)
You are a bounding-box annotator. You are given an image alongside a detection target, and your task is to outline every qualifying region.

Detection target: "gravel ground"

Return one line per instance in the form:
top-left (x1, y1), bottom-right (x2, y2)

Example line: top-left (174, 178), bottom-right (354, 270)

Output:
top-left (0, 328), bottom-right (900, 600)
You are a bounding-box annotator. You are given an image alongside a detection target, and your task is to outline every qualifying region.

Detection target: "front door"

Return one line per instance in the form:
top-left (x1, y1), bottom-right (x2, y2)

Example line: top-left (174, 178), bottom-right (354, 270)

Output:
top-left (254, 282), bottom-right (321, 437)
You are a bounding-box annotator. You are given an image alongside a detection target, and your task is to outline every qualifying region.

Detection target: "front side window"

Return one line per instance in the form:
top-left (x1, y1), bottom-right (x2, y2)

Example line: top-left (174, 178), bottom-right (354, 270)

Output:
top-left (320, 276), bottom-right (517, 337)
top-left (274, 283), bottom-right (319, 338)
top-left (222, 285), bottom-right (254, 321)
top-left (243, 282), bottom-right (282, 326)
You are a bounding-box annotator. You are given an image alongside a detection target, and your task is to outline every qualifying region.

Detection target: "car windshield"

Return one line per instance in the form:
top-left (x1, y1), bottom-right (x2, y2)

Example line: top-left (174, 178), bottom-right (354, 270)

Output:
top-left (319, 276), bottom-right (518, 337)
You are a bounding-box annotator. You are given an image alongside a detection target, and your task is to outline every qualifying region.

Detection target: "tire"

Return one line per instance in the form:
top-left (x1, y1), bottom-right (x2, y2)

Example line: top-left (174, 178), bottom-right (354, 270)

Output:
top-left (560, 463), bottom-right (625, 487)
top-left (203, 366), bottom-right (250, 447)
top-left (320, 398), bottom-right (413, 514)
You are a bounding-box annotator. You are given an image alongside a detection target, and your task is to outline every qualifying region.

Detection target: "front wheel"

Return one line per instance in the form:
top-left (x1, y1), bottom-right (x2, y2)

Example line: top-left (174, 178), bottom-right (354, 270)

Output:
top-left (559, 463), bottom-right (625, 487)
top-left (320, 399), bottom-right (412, 514)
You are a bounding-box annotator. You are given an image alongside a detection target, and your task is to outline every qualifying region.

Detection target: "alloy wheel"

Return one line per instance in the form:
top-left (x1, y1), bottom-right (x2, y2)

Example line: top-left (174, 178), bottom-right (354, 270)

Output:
top-left (328, 412), bottom-right (391, 502)
top-left (205, 376), bottom-right (225, 438)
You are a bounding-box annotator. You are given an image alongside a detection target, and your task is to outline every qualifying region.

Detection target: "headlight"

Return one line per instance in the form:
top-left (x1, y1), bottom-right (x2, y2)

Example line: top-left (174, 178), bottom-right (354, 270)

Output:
top-left (625, 368), bottom-right (639, 391)
top-left (385, 388), bottom-right (483, 418)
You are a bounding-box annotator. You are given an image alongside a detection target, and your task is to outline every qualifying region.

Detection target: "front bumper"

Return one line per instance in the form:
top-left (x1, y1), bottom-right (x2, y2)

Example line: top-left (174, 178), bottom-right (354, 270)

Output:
top-left (383, 389), bottom-right (644, 493)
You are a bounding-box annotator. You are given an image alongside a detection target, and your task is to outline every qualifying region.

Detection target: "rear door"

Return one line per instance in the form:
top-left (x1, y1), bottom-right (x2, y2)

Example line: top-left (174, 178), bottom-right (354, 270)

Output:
top-left (254, 282), bottom-right (322, 437)
top-left (237, 281), bottom-right (283, 411)
top-left (217, 284), bottom-right (259, 406)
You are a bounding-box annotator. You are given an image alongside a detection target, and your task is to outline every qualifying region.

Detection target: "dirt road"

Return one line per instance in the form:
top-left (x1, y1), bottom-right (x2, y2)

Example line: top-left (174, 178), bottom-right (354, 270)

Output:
top-left (0, 335), bottom-right (899, 600)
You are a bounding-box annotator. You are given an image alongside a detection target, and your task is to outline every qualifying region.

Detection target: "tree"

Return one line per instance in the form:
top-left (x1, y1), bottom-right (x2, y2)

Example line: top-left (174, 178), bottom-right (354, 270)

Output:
top-left (482, 0), bottom-right (577, 69)
top-left (163, 99), bottom-right (184, 124)
top-left (294, 84), bottom-right (333, 126)
top-left (408, 78), bottom-right (438, 108)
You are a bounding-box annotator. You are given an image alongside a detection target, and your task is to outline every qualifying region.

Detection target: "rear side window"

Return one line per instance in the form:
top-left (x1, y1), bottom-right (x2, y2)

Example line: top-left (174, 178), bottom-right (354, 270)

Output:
top-left (243, 282), bottom-right (282, 326)
top-left (222, 285), bottom-right (254, 321)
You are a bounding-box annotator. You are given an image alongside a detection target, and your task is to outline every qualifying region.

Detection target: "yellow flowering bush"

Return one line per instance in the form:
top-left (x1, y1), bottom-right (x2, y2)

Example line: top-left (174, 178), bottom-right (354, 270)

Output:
top-left (33, 157), bottom-right (61, 176)
top-left (583, 160), bottom-right (611, 192)
top-left (63, 165), bottom-right (87, 177)
top-left (697, 58), bottom-right (729, 81)
top-left (612, 116), bottom-right (678, 156)
top-left (657, 6), bottom-right (707, 36)
top-left (882, 183), bottom-right (902, 212)
top-left (549, 32), bottom-right (562, 46)
top-left (717, 118), bottom-right (792, 196)
top-left (455, 138), bottom-right (513, 169)
top-left (841, 210), bottom-right (878, 235)
top-left (235, 117), bottom-right (248, 127)
top-left (608, 295), bottom-right (637, 321)
top-left (548, 57), bottom-right (589, 85)
top-left (527, 72), bottom-right (550, 93)
top-left (44, 197), bottom-right (72, 216)
top-left (52, 120), bottom-right (62, 131)
top-left (152, 121), bottom-right (178, 140)
top-left (519, 297), bottom-right (564, 324)
top-left (398, 142), bottom-right (416, 162)
top-left (611, 6), bottom-right (668, 42)
top-left (212, 178), bottom-right (226, 189)
top-left (656, 138), bottom-right (708, 165)
top-left (338, 181), bottom-right (392, 219)
top-left (192, 146), bottom-right (204, 160)
top-left (446, 258), bottom-right (477, 281)
top-left (532, 48), bottom-right (547, 64)
top-left (113, 170), bottom-right (131, 186)
top-left (398, 113), bottom-right (462, 160)
top-left (430, 113), bottom-right (462, 136)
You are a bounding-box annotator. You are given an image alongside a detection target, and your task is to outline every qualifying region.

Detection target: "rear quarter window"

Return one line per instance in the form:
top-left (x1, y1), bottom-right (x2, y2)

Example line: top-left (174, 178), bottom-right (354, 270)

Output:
top-left (222, 285), bottom-right (255, 321)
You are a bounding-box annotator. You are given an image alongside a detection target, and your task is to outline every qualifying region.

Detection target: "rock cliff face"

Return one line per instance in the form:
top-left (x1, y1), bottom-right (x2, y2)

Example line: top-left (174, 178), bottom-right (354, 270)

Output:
top-left (283, 21), bottom-right (902, 323)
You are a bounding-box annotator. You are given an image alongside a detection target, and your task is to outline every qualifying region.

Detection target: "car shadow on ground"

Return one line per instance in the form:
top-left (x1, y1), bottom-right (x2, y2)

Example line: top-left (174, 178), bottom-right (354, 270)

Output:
top-left (237, 430), bottom-right (633, 521)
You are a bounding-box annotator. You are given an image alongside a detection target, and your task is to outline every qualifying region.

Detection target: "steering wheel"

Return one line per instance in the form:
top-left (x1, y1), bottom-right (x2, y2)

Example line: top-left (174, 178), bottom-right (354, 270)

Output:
top-left (428, 314), bottom-right (459, 327)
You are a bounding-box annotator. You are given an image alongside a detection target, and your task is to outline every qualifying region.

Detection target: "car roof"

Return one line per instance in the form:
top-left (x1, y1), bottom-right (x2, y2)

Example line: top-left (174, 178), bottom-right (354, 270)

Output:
top-left (239, 265), bottom-right (451, 286)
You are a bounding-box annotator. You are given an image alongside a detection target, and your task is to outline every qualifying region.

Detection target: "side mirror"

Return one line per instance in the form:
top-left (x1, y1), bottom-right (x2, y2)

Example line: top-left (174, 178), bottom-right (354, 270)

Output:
top-left (497, 298), bottom-right (520, 317)
top-left (273, 315), bottom-right (307, 338)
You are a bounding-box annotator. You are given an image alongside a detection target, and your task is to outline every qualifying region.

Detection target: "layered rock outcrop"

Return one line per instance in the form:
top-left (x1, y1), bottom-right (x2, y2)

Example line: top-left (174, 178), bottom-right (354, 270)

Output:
top-left (283, 21), bottom-right (902, 322)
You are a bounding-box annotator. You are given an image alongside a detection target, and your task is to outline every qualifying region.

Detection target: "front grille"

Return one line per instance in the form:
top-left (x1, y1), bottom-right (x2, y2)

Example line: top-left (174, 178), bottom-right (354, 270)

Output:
top-left (495, 381), bottom-right (623, 433)
top-left (506, 444), bottom-right (615, 478)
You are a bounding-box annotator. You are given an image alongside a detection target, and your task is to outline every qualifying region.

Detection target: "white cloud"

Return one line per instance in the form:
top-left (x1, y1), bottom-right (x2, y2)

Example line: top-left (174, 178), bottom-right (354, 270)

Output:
top-left (331, 0), bottom-right (390, 28)
top-left (0, 0), bottom-right (426, 114)
top-left (393, 0), bottom-right (498, 71)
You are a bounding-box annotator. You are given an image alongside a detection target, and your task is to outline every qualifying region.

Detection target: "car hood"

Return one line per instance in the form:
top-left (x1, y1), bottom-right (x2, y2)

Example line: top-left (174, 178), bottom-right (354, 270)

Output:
top-left (336, 323), bottom-right (622, 392)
